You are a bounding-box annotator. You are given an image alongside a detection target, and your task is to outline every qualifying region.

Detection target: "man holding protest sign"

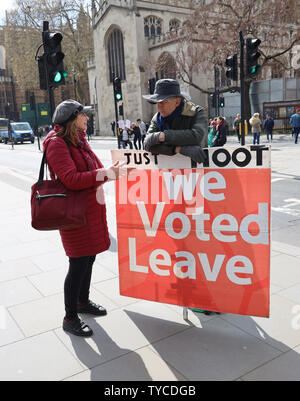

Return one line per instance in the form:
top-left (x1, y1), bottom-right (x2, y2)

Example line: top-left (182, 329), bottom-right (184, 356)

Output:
top-left (112, 78), bottom-right (270, 319)
top-left (143, 79), bottom-right (208, 165)
top-left (143, 78), bottom-right (215, 314)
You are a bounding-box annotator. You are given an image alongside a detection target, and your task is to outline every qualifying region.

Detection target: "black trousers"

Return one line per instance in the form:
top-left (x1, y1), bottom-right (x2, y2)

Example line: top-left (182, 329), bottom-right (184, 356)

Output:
top-left (64, 255), bottom-right (96, 319)
top-left (266, 129), bottom-right (273, 140)
top-left (134, 136), bottom-right (141, 150)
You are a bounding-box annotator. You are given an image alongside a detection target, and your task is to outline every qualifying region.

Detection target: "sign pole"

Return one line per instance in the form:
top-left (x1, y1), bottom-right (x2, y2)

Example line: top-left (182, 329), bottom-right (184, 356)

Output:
top-left (112, 74), bottom-right (121, 149)
top-left (42, 21), bottom-right (55, 120)
top-left (240, 31), bottom-right (246, 146)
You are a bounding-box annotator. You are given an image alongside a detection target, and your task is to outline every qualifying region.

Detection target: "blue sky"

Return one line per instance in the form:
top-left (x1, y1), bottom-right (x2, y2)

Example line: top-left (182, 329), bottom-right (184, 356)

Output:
top-left (0, 0), bottom-right (16, 22)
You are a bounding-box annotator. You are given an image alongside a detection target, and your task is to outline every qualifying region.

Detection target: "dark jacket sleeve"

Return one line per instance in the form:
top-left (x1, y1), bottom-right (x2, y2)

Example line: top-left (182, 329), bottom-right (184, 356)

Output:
top-left (146, 117), bottom-right (176, 155)
top-left (164, 107), bottom-right (208, 148)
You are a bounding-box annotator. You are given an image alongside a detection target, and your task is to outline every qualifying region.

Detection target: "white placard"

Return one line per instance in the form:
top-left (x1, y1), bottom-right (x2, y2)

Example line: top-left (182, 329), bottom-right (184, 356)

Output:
top-left (118, 120), bottom-right (125, 129)
top-left (111, 146), bottom-right (271, 170)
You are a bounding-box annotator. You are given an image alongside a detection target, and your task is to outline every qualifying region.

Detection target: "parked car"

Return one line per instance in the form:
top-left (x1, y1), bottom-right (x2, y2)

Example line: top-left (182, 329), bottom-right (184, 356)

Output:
top-left (2, 122), bottom-right (35, 144)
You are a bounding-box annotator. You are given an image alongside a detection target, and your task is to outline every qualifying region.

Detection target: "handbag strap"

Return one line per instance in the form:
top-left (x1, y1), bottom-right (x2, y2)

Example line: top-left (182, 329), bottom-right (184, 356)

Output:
top-left (37, 151), bottom-right (47, 186)
top-left (37, 140), bottom-right (72, 187)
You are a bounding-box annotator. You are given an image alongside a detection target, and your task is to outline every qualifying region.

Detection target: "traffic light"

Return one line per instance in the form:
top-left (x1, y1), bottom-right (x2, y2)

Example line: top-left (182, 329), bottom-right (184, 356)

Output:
top-left (225, 53), bottom-right (238, 81)
top-left (113, 77), bottom-right (122, 102)
top-left (43, 30), bottom-right (67, 88)
top-left (246, 38), bottom-right (261, 77)
top-left (210, 93), bottom-right (217, 108)
top-left (38, 54), bottom-right (47, 90)
top-left (219, 97), bottom-right (225, 108)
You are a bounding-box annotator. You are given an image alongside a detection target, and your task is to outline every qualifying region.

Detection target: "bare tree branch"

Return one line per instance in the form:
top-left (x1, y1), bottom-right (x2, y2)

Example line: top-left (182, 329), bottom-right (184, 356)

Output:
top-left (4, 0), bottom-right (93, 104)
top-left (164, 0), bottom-right (300, 116)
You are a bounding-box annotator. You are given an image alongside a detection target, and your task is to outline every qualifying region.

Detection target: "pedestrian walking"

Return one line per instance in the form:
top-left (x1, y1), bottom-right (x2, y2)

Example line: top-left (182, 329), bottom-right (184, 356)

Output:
top-left (110, 121), bottom-right (116, 136)
top-left (264, 114), bottom-right (274, 142)
top-left (143, 78), bottom-right (207, 165)
top-left (211, 116), bottom-right (228, 147)
top-left (249, 112), bottom-right (262, 145)
top-left (233, 113), bottom-right (241, 143)
top-left (130, 122), bottom-right (142, 150)
top-left (290, 109), bottom-right (300, 144)
top-left (86, 121), bottom-right (92, 141)
top-left (121, 127), bottom-right (133, 149)
top-left (42, 99), bottom-right (127, 337)
top-left (208, 119), bottom-right (217, 147)
top-left (137, 118), bottom-right (147, 149)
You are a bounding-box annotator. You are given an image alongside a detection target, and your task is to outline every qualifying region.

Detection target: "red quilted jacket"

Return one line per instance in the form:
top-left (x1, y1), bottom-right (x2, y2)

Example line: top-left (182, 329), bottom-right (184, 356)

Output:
top-left (43, 131), bottom-right (110, 258)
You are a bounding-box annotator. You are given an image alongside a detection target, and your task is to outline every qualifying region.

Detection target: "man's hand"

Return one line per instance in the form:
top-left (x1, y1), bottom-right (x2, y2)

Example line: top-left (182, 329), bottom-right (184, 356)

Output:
top-left (179, 146), bottom-right (207, 164)
top-left (144, 132), bottom-right (161, 151)
top-left (158, 132), bottom-right (165, 142)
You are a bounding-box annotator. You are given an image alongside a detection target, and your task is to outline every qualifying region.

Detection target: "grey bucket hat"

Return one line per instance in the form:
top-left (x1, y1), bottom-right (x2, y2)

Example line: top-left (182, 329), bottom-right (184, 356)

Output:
top-left (142, 79), bottom-right (185, 104)
top-left (52, 99), bottom-right (93, 125)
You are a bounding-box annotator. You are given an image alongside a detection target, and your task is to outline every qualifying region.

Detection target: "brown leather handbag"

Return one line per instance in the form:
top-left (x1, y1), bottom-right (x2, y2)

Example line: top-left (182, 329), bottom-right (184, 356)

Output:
top-left (31, 148), bottom-right (88, 231)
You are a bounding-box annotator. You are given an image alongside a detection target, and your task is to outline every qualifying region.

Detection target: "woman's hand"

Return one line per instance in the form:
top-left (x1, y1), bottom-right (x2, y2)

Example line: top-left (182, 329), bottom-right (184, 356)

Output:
top-left (105, 160), bottom-right (128, 181)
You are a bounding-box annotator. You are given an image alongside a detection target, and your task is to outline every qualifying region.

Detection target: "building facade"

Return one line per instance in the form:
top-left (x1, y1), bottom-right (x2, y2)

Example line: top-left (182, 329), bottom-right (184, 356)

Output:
top-left (90, 0), bottom-right (300, 135)
top-left (90, 0), bottom-right (211, 135)
top-left (0, 30), bottom-right (18, 120)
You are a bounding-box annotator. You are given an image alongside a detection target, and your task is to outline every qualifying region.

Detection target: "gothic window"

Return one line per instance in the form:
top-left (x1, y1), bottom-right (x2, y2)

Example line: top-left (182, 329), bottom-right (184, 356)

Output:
top-left (144, 16), bottom-right (162, 38)
top-left (157, 52), bottom-right (176, 80)
top-left (169, 19), bottom-right (180, 32)
top-left (107, 28), bottom-right (126, 82)
top-left (144, 25), bottom-right (149, 37)
top-left (150, 24), bottom-right (155, 37)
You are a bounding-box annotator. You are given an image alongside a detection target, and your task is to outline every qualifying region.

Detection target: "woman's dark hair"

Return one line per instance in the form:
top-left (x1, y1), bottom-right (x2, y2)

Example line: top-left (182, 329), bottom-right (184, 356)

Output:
top-left (52, 119), bottom-right (79, 147)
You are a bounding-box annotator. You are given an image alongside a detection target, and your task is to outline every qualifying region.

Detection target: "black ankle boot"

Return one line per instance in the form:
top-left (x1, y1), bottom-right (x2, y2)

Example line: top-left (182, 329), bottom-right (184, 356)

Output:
top-left (77, 300), bottom-right (107, 316)
top-left (63, 317), bottom-right (93, 337)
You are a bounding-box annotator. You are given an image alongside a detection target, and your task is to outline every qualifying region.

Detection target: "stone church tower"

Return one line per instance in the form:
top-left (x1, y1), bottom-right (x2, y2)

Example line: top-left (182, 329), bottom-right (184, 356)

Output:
top-left (89, 0), bottom-right (210, 135)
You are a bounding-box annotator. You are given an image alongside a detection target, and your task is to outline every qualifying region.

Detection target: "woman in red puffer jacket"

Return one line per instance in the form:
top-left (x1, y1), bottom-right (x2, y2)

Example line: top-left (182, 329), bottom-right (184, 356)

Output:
top-left (43, 99), bottom-right (126, 338)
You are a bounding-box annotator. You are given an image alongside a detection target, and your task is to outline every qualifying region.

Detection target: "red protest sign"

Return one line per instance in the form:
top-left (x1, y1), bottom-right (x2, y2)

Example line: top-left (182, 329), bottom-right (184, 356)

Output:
top-left (112, 147), bottom-right (271, 317)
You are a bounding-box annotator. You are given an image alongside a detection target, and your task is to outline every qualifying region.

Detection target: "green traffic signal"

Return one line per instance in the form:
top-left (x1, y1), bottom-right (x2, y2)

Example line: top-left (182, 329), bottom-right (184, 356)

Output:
top-left (249, 65), bottom-right (261, 75)
top-left (53, 70), bottom-right (67, 82)
top-left (246, 37), bottom-right (261, 78)
top-left (113, 77), bottom-right (122, 102)
top-left (42, 29), bottom-right (66, 88)
top-left (54, 71), bottom-right (62, 83)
